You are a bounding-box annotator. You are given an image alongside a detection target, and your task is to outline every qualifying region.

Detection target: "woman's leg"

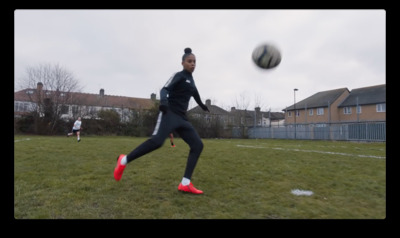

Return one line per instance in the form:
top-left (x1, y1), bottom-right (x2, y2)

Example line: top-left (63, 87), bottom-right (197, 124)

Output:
top-left (176, 122), bottom-right (203, 180)
top-left (126, 111), bottom-right (173, 163)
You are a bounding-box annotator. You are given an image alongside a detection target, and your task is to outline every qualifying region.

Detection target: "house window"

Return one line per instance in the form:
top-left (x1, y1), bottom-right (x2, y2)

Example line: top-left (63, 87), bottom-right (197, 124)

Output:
top-left (288, 111), bottom-right (292, 117)
top-left (14, 102), bottom-right (21, 111)
top-left (73, 105), bottom-right (80, 115)
top-left (376, 103), bottom-right (386, 112)
top-left (14, 102), bottom-right (30, 112)
top-left (295, 110), bottom-right (300, 117)
top-left (205, 114), bottom-right (211, 123)
top-left (343, 107), bottom-right (352, 114)
top-left (309, 109), bottom-right (313, 116)
top-left (317, 108), bottom-right (324, 115)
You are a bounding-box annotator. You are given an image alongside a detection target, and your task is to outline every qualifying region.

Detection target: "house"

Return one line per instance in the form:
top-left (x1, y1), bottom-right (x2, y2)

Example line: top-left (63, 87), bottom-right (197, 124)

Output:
top-left (283, 84), bottom-right (386, 125)
top-left (283, 87), bottom-right (350, 124)
top-left (14, 82), bottom-right (156, 122)
top-left (188, 99), bottom-right (285, 128)
top-left (188, 99), bottom-right (230, 127)
top-left (229, 107), bottom-right (285, 127)
top-left (338, 84), bottom-right (386, 122)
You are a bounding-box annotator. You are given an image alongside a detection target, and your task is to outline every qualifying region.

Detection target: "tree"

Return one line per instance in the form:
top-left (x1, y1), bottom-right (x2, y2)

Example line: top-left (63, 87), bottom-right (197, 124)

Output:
top-left (18, 63), bottom-right (81, 134)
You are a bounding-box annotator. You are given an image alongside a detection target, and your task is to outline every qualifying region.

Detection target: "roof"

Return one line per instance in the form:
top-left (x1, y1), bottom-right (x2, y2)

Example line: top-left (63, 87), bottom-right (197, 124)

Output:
top-left (269, 112), bottom-right (285, 120)
top-left (230, 108), bottom-right (284, 120)
top-left (188, 104), bottom-right (229, 115)
top-left (284, 88), bottom-right (349, 111)
top-left (189, 103), bottom-right (285, 120)
top-left (14, 88), bottom-right (155, 110)
top-left (338, 84), bottom-right (386, 107)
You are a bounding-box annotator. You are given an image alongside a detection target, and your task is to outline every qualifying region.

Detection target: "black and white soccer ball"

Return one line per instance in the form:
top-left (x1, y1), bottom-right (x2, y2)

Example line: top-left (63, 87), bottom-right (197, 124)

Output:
top-left (252, 43), bottom-right (282, 69)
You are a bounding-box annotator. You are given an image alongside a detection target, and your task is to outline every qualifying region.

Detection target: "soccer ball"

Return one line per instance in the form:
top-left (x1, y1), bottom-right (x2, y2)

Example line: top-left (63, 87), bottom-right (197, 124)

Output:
top-left (252, 43), bottom-right (282, 69)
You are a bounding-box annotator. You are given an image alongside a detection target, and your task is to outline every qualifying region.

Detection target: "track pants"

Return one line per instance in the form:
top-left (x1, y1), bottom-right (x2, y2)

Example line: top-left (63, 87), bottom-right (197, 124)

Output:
top-left (126, 110), bottom-right (203, 180)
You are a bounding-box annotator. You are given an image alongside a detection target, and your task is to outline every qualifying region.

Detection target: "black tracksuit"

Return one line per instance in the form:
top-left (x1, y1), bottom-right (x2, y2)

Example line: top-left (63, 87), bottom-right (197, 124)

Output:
top-left (126, 69), bottom-right (208, 180)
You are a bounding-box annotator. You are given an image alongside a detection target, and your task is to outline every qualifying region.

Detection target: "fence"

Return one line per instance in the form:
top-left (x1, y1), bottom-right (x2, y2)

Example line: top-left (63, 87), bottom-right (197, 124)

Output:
top-left (245, 121), bottom-right (386, 142)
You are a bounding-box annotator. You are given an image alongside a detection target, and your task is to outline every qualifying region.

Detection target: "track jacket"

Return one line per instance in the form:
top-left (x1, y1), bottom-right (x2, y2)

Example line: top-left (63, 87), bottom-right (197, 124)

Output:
top-left (160, 69), bottom-right (207, 119)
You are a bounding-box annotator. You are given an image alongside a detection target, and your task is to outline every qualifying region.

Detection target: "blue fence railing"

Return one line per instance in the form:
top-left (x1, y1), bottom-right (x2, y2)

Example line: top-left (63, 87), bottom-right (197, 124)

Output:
top-left (244, 121), bottom-right (386, 142)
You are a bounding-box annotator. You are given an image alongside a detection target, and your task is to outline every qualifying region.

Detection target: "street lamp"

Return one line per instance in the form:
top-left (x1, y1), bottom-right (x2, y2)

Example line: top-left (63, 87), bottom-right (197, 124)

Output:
top-left (294, 88), bottom-right (298, 139)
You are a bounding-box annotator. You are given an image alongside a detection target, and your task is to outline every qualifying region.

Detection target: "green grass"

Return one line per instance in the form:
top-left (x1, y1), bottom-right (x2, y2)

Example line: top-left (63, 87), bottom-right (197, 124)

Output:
top-left (14, 135), bottom-right (386, 219)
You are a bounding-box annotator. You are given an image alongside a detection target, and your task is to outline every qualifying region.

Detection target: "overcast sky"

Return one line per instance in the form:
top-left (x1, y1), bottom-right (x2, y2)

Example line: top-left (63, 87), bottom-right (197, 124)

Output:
top-left (14, 9), bottom-right (385, 112)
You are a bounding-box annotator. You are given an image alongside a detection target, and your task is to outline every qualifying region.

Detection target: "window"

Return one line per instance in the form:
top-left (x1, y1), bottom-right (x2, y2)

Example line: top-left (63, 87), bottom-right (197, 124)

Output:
top-left (288, 111), bottom-right (292, 117)
top-left (73, 105), bottom-right (80, 115)
top-left (15, 102), bottom-right (29, 112)
top-left (14, 102), bottom-right (20, 111)
top-left (295, 110), bottom-right (300, 117)
top-left (317, 108), bottom-right (324, 115)
top-left (376, 103), bottom-right (386, 112)
top-left (205, 114), bottom-right (211, 123)
top-left (309, 109), bottom-right (313, 116)
top-left (343, 107), bottom-right (352, 114)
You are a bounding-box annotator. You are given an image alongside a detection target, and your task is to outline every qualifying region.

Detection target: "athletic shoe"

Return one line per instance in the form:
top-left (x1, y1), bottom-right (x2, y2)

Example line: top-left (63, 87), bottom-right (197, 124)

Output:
top-left (114, 154), bottom-right (126, 181)
top-left (171, 144), bottom-right (176, 148)
top-left (178, 182), bottom-right (203, 194)
top-left (78, 139), bottom-right (81, 142)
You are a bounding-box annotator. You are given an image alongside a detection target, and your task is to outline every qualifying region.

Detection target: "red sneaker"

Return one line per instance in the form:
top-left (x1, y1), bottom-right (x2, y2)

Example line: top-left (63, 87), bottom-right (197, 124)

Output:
top-left (178, 182), bottom-right (203, 194)
top-left (114, 154), bottom-right (126, 181)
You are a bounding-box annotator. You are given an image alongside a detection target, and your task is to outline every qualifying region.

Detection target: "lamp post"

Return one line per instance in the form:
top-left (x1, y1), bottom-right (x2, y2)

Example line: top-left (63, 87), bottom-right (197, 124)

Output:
top-left (294, 88), bottom-right (298, 139)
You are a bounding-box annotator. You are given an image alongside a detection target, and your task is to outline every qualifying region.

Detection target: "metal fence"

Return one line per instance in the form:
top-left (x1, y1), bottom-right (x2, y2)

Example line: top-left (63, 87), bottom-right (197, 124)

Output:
top-left (246, 121), bottom-right (386, 142)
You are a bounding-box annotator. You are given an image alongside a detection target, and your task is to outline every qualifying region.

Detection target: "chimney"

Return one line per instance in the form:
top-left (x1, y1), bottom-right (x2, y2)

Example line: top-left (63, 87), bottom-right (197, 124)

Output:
top-left (231, 107), bottom-right (236, 112)
top-left (206, 99), bottom-right (211, 107)
top-left (151, 93), bottom-right (156, 101)
top-left (37, 82), bottom-right (43, 91)
top-left (100, 88), bottom-right (104, 97)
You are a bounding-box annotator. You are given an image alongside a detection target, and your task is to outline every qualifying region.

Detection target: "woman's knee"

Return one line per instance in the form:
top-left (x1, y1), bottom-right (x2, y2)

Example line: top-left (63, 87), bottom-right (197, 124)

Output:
top-left (149, 135), bottom-right (165, 149)
top-left (191, 139), bottom-right (203, 153)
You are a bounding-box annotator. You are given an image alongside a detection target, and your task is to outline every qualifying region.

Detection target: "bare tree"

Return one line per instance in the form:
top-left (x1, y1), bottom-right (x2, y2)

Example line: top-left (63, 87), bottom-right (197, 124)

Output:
top-left (232, 91), bottom-right (251, 110)
top-left (18, 63), bottom-right (81, 134)
top-left (253, 92), bottom-right (268, 110)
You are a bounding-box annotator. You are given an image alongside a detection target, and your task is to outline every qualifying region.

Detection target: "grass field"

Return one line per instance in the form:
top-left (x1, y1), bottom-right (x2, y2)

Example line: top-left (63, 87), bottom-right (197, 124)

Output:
top-left (14, 135), bottom-right (386, 219)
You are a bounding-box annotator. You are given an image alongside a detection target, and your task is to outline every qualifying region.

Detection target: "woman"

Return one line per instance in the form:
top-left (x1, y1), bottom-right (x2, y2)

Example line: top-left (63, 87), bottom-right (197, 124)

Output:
top-left (67, 117), bottom-right (82, 142)
top-left (114, 48), bottom-right (209, 194)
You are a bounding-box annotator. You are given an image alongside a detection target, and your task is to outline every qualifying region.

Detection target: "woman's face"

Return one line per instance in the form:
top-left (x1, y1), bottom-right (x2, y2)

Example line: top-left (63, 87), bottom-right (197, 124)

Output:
top-left (182, 54), bottom-right (196, 73)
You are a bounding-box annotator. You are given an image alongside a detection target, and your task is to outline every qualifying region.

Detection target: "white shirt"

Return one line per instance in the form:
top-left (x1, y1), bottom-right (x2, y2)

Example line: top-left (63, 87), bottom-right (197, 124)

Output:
top-left (73, 120), bottom-right (82, 130)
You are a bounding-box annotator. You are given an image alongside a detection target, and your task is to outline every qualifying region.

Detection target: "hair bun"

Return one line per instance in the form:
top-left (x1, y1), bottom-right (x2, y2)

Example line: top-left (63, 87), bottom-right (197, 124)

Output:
top-left (184, 48), bottom-right (192, 54)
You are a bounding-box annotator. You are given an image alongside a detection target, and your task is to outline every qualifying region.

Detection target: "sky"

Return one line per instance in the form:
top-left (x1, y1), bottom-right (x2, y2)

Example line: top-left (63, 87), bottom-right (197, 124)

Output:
top-left (14, 9), bottom-right (386, 112)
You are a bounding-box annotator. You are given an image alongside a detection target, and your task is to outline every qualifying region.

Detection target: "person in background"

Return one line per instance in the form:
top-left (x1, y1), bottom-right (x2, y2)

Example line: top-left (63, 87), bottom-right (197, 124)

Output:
top-left (67, 117), bottom-right (82, 142)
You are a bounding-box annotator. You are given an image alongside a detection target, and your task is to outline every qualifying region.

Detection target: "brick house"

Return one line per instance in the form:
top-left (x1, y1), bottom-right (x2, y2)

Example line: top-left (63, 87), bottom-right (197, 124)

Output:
top-left (188, 99), bottom-right (230, 125)
top-left (338, 84), bottom-right (386, 122)
top-left (188, 99), bottom-right (285, 128)
top-left (283, 84), bottom-right (386, 124)
top-left (14, 82), bottom-right (156, 122)
top-left (283, 87), bottom-right (350, 124)
top-left (229, 107), bottom-right (285, 127)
